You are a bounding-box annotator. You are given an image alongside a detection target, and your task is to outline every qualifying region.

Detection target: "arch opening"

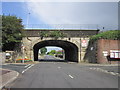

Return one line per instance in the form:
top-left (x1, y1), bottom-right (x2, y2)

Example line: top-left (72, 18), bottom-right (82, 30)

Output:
top-left (38, 46), bottom-right (65, 61)
top-left (33, 40), bottom-right (79, 62)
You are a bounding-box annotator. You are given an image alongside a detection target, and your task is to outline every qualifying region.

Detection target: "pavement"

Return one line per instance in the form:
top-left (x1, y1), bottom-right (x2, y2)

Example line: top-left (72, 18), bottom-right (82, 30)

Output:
top-left (0, 68), bottom-right (19, 89)
top-left (0, 63), bottom-right (33, 89)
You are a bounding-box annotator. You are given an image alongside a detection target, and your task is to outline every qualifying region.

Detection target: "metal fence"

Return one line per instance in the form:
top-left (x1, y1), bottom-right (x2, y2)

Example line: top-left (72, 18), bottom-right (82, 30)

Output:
top-left (24, 24), bottom-right (99, 30)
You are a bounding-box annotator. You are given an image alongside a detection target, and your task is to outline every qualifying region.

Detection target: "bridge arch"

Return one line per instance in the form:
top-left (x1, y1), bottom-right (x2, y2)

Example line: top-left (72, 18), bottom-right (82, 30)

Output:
top-left (33, 40), bottom-right (79, 62)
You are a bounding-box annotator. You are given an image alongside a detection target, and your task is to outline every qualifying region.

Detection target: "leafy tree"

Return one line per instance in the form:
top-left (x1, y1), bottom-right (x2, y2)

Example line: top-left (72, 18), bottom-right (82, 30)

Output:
top-left (47, 50), bottom-right (56, 56)
top-left (39, 30), bottom-right (67, 39)
top-left (2, 15), bottom-right (24, 51)
top-left (40, 47), bottom-right (47, 55)
top-left (56, 50), bottom-right (63, 54)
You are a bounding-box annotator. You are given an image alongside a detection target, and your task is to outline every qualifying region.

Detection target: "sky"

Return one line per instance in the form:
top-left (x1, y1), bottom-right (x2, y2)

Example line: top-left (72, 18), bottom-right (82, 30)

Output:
top-left (39, 46), bottom-right (62, 53)
top-left (1, 0), bottom-right (119, 51)
top-left (1, 1), bottom-right (119, 30)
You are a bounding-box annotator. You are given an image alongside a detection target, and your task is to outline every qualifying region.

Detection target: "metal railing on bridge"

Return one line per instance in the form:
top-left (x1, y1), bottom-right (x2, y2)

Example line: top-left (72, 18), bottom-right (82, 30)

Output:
top-left (24, 24), bottom-right (99, 30)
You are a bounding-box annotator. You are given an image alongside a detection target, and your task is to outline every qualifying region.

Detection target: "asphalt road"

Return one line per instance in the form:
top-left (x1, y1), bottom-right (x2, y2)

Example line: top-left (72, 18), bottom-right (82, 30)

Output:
top-left (1, 64), bottom-right (28, 73)
top-left (4, 62), bottom-right (118, 88)
top-left (39, 55), bottom-right (65, 62)
top-left (44, 55), bottom-right (57, 59)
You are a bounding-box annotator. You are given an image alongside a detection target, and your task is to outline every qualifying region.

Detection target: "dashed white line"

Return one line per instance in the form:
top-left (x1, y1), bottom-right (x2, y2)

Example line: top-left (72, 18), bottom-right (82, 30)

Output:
top-left (25, 64), bottom-right (31, 68)
top-left (68, 75), bottom-right (74, 79)
top-left (22, 64), bottom-right (34, 74)
top-left (58, 67), bottom-right (61, 69)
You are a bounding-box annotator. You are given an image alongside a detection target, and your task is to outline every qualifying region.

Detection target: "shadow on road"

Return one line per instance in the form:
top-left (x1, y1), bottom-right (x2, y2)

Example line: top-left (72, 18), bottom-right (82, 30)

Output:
top-left (38, 59), bottom-right (68, 62)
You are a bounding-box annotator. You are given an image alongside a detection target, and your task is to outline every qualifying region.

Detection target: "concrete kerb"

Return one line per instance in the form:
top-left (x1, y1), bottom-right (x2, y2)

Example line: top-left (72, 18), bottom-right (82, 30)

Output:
top-left (78, 62), bottom-right (119, 66)
top-left (78, 62), bottom-right (119, 76)
top-left (0, 68), bottom-right (19, 89)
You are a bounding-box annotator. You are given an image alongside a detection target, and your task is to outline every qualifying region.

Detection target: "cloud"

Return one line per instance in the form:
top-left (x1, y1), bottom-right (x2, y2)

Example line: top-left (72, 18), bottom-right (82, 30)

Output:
top-left (26, 1), bottom-right (118, 30)
top-left (26, 2), bottom-right (74, 24)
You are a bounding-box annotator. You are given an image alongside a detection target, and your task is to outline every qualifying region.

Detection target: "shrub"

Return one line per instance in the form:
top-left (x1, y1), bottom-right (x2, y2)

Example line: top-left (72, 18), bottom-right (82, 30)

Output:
top-left (90, 30), bottom-right (120, 41)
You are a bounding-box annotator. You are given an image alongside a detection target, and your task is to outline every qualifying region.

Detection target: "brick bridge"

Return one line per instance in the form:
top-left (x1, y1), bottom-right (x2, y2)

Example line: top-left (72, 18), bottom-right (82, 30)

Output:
top-left (22, 29), bottom-right (99, 63)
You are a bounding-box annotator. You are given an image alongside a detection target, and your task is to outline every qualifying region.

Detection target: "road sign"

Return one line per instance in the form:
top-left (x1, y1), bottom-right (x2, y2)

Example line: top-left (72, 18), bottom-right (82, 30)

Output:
top-left (110, 50), bottom-right (120, 59)
top-left (81, 40), bottom-right (88, 47)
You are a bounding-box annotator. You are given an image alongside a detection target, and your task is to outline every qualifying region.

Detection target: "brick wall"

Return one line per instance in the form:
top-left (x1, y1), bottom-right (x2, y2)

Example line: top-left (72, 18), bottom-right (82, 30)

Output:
top-left (97, 39), bottom-right (120, 64)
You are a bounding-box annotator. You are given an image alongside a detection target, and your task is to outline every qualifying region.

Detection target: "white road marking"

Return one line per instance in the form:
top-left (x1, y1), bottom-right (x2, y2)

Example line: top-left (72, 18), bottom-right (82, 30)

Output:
top-left (68, 75), bottom-right (74, 79)
top-left (58, 67), bottom-right (61, 69)
top-left (22, 64), bottom-right (34, 74)
top-left (25, 64), bottom-right (31, 68)
top-left (110, 72), bottom-right (116, 75)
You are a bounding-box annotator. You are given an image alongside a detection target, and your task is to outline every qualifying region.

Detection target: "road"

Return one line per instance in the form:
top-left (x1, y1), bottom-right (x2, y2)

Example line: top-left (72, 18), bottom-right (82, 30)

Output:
top-left (1, 64), bottom-right (28, 73)
top-left (39, 55), bottom-right (65, 62)
top-left (44, 55), bottom-right (58, 59)
top-left (3, 55), bottom-right (119, 88)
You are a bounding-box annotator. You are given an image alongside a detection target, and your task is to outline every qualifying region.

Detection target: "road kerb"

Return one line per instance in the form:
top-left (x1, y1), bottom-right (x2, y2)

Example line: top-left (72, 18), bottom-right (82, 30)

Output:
top-left (89, 67), bottom-right (120, 76)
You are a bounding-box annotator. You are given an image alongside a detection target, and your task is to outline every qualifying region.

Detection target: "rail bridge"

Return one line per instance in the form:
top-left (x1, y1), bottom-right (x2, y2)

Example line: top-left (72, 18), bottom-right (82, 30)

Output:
top-left (22, 29), bottom-right (99, 63)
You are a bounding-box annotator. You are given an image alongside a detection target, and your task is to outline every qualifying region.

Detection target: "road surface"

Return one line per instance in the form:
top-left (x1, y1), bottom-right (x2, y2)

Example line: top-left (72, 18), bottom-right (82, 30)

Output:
top-left (39, 55), bottom-right (65, 62)
top-left (4, 65), bottom-right (118, 88)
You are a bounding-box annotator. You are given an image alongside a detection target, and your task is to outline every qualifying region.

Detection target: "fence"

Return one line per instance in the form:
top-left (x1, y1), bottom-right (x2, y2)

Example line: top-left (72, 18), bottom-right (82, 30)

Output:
top-left (24, 24), bottom-right (99, 30)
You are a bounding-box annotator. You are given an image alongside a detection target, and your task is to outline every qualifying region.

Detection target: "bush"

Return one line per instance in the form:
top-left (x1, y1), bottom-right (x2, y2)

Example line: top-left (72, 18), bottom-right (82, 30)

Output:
top-left (90, 30), bottom-right (120, 42)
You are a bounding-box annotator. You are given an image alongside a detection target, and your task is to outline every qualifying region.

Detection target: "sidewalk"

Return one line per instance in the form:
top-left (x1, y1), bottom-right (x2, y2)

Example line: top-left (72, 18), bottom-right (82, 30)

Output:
top-left (0, 68), bottom-right (19, 89)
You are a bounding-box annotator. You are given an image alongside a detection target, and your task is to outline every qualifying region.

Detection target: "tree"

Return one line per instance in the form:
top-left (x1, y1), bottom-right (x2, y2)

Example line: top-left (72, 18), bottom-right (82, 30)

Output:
top-left (2, 15), bottom-right (24, 51)
top-left (47, 50), bottom-right (56, 56)
top-left (40, 47), bottom-right (47, 55)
